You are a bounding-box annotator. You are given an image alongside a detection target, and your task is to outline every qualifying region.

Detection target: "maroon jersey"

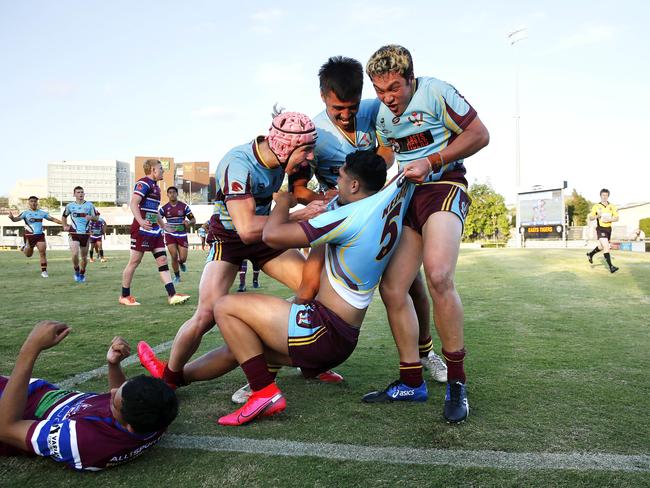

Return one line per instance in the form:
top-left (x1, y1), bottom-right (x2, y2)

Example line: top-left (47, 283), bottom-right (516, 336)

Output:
top-left (13, 379), bottom-right (165, 471)
top-left (159, 201), bottom-right (193, 237)
top-left (132, 177), bottom-right (162, 237)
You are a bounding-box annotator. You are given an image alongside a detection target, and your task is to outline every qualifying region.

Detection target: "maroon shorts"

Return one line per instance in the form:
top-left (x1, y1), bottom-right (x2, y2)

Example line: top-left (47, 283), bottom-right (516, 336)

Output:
top-left (287, 300), bottom-right (360, 377)
top-left (69, 233), bottom-right (90, 247)
top-left (405, 176), bottom-right (471, 234)
top-left (164, 234), bottom-right (189, 248)
top-left (89, 236), bottom-right (103, 243)
top-left (130, 223), bottom-right (165, 253)
top-left (206, 237), bottom-right (284, 268)
top-left (24, 233), bottom-right (45, 248)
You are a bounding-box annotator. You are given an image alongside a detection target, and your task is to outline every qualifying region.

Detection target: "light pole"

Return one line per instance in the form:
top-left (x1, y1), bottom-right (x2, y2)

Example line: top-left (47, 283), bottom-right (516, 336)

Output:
top-left (507, 27), bottom-right (527, 247)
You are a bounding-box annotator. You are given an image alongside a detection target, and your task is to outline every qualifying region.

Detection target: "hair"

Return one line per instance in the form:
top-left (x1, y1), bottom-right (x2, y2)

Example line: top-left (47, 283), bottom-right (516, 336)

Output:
top-left (28, 196), bottom-right (39, 200)
top-left (73, 186), bottom-right (84, 192)
top-left (600, 188), bottom-right (610, 195)
top-left (343, 150), bottom-right (387, 193)
top-left (167, 186), bottom-right (178, 193)
top-left (143, 159), bottom-right (161, 174)
top-left (366, 45), bottom-right (414, 81)
top-left (121, 375), bottom-right (178, 433)
top-left (318, 56), bottom-right (364, 101)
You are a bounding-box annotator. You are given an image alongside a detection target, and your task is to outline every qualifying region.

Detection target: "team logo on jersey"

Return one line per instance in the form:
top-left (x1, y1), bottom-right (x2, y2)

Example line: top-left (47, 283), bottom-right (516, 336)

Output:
top-left (135, 182), bottom-right (146, 192)
top-left (230, 181), bottom-right (244, 193)
top-left (358, 133), bottom-right (372, 147)
top-left (392, 116), bottom-right (400, 124)
top-left (460, 200), bottom-right (469, 218)
top-left (296, 304), bottom-right (314, 327)
top-left (408, 112), bottom-right (424, 127)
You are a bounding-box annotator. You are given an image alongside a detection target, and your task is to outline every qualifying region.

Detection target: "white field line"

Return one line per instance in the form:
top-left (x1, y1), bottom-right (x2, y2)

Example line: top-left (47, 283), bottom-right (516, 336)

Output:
top-left (161, 434), bottom-right (650, 473)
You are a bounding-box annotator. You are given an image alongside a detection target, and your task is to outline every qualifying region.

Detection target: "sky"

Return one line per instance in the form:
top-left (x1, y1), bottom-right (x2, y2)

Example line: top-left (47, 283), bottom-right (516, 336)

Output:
top-left (1, 0), bottom-right (649, 205)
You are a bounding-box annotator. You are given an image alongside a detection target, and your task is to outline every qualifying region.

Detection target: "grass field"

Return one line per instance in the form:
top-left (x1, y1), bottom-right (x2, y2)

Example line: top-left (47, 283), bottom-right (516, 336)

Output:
top-left (0, 248), bottom-right (648, 487)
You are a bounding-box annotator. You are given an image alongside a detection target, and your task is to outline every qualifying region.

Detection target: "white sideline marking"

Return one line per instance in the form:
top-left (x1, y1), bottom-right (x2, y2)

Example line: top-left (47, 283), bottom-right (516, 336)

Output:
top-left (161, 434), bottom-right (650, 472)
top-left (57, 339), bottom-right (176, 389)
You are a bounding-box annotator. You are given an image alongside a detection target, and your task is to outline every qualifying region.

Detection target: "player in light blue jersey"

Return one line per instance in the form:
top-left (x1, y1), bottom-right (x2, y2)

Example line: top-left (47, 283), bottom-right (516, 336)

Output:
top-left (137, 110), bottom-right (328, 390)
top-left (8, 196), bottom-right (62, 278)
top-left (180, 151), bottom-right (417, 426)
top-left (289, 57), bottom-right (447, 389)
top-left (364, 45), bottom-right (490, 423)
top-left (61, 186), bottom-right (98, 283)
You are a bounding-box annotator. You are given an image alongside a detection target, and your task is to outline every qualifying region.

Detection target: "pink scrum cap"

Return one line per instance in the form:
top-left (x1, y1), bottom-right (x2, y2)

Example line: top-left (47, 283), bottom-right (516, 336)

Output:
top-left (267, 111), bottom-right (317, 164)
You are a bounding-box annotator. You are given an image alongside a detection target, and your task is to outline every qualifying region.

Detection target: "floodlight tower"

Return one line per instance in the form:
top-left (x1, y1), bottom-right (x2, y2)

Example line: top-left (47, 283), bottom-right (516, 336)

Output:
top-left (507, 27), bottom-right (528, 246)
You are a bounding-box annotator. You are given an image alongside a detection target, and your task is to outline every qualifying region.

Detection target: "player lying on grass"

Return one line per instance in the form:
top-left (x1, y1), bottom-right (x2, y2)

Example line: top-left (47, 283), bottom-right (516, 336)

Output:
top-left (0, 321), bottom-right (178, 471)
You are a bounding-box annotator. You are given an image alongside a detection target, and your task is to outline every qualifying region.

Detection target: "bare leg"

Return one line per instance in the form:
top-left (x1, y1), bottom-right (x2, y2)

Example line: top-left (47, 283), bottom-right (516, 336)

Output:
top-left (167, 243), bottom-right (180, 275)
top-left (122, 250), bottom-right (144, 289)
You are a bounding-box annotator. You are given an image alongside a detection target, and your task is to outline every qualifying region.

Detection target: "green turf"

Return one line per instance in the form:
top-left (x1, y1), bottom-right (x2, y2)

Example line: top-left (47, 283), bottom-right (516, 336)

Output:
top-left (0, 248), bottom-right (648, 486)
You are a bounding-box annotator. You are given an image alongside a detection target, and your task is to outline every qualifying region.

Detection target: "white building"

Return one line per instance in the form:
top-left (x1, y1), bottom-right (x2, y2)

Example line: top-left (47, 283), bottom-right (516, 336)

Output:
top-left (8, 178), bottom-right (47, 206)
top-left (47, 159), bottom-right (131, 205)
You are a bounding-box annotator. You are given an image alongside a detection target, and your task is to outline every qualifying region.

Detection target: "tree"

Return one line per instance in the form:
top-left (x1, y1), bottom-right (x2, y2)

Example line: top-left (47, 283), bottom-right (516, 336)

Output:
top-left (464, 182), bottom-right (510, 242)
top-left (38, 196), bottom-right (61, 210)
top-left (565, 189), bottom-right (591, 225)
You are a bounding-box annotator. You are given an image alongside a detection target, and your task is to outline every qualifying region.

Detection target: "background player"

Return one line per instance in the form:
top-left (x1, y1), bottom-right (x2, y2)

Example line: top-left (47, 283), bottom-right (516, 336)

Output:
top-left (0, 321), bottom-right (178, 471)
top-left (119, 159), bottom-right (190, 306)
top-left (61, 186), bottom-right (98, 283)
top-left (138, 110), bottom-right (327, 389)
top-left (88, 212), bottom-right (107, 262)
top-left (197, 223), bottom-right (208, 250)
top-left (237, 260), bottom-right (261, 292)
top-left (587, 188), bottom-right (619, 273)
top-left (363, 45), bottom-right (489, 423)
top-left (159, 186), bottom-right (196, 283)
top-left (211, 151), bottom-right (415, 425)
top-left (8, 196), bottom-right (62, 278)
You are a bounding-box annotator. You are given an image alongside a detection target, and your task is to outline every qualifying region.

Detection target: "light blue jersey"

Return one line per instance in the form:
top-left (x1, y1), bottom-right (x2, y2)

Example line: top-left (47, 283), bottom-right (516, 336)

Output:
top-left (376, 76), bottom-right (477, 182)
top-left (309, 99), bottom-right (381, 190)
top-left (212, 137), bottom-right (284, 239)
top-left (63, 201), bottom-right (97, 234)
top-left (298, 176), bottom-right (414, 309)
top-left (18, 209), bottom-right (50, 234)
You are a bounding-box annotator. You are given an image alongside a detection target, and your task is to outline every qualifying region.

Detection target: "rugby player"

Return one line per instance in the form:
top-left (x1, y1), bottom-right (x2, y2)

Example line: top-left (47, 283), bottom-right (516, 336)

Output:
top-left (587, 188), bottom-right (619, 273)
top-left (197, 223), bottom-right (207, 250)
top-left (237, 260), bottom-right (261, 292)
top-left (88, 212), bottom-right (107, 262)
top-left (61, 186), bottom-right (98, 283)
top-left (119, 159), bottom-right (191, 306)
top-left (159, 186), bottom-right (196, 283)
top-left (138, 110), bottom-right (328, 389)
top-left (8, 196), bottom-right (62, 278)
top-left (0, 321), bottom-right (177, 471)
top-left (293, 56), bottom-right (447, 383)
top-left (362, 45), bottom-right (489, 423)
top-left (212, 151), bottom-right (414, 425)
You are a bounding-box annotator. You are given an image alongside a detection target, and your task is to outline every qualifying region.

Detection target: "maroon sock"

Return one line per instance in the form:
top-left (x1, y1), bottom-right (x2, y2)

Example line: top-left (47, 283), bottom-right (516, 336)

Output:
top-left (442, 348), bottom-right (466, 383)
top-left (418, 335), bottom-right (433, 358)
top-left (74, 266), bottom-right (80, 273)
top-left (241, 354), bottom-right (274, 391)
top-left (399, 362), bottom-right (423, 387)
top-left (41, 262), bottom-right (47, 271)
top-left (80, 268), bottom-right (86, 276)
top-left (267, 364), bottom-right (282, 381)
top-left (163, 365), bottom-right (186, 387)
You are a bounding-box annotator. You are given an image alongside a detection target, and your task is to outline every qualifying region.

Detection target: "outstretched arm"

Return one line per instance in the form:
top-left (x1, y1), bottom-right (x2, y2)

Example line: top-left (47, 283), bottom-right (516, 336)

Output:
top-left (263, 192), bottom-right (313, 249)
top-left (0, 321), bottom-right (71, 450)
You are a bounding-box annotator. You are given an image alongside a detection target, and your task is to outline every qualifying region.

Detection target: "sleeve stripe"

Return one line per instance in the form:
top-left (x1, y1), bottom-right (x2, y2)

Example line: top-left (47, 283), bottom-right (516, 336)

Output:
top-left (70, 420), bottom-right (82, 470)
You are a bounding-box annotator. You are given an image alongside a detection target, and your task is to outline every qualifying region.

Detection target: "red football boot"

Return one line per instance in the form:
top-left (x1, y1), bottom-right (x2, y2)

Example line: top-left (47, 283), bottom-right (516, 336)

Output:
top-left (137, 341), bottom-right (166, 380)
top-left (316, 370), bottom-right (344, 383)
top-left (218, 383), bottom-right (286, 426)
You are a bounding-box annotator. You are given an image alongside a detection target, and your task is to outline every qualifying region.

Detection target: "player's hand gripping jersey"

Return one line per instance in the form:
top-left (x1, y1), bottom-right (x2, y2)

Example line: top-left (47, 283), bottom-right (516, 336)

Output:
top-left (17, 210), bottom-right (50, 235)
top-left (63, 201), bottom-right (97, 233)
top-left (159, 202), bottom-right (194, 237)
top-left (133, 177), bottom-right (162, 236)
top-left (298, 176), bottom-right (415, 308)
top-left (376, 77), bottom-right (477, 182)
top-left (306, 99), bottom-right (381, 191)
top-left (211, 138), bottom-right (284, 242)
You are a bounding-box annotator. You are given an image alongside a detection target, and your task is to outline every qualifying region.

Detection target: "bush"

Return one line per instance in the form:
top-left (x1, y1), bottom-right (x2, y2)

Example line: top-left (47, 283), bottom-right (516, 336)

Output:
top-left (640, 218), bottom-right (650, 236)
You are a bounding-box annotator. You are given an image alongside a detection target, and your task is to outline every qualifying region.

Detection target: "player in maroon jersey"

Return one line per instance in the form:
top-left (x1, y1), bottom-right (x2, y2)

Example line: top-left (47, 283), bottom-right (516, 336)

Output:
top-left (159, 186), bottom-right (196, 283)
top-left (0, 321), bottom-right (178, 471)
top-left (119, 159), bottom-right (191, 306)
